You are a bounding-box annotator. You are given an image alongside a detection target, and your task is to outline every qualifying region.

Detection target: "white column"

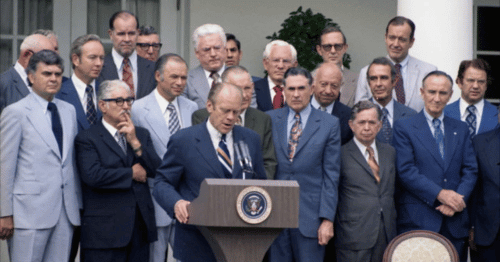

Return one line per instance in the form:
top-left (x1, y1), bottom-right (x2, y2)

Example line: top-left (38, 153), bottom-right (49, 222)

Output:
top-left (398, 0), bottom-right (473, 102)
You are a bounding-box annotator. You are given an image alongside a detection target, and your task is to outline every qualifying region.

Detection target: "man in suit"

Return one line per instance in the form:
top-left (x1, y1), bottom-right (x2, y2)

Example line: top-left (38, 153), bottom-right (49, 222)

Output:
top-left (0, 33), bottom-right (55, 113)
top-left (136, 26), bottom-right (162, 62)
top-left (268, 67), bottom-right (340, 261)
top-left (192, 65), bottom-right (277, 179)
top-left (470, 125), bottom-right (500, 262)
top-left (131, 53), bottom-right (198, 262)
top-left (255, 40), bottom-right (298, 112)
top-left (311, 62), bottom-right (353, 145)
top-left (153, 82), bottom-right (267, 261)
top-left (355, 16), bottom-right (437, 112)
top-left (183, 23), bottom-right (227, 109)
top-left (0, 50), bottom-right (81, 261)
top-left (316, 26), bottom-right (358, 107)
top-left (393, 71), bottom-right (478, 262)
top-left (366, 57), bottom-right (416, 145)
top-left (444, 59), bottom-right (498, 138)
top-left (97, 11), bottom-right (156, 99)
top-left (75, 80), bottom-right (161, 262)
top-left (335, 101), bottom-right (397, 262)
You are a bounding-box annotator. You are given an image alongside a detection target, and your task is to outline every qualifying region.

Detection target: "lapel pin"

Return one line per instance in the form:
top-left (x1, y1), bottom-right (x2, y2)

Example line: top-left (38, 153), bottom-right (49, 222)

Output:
top-left (453, 132), bottom-right (457, 135)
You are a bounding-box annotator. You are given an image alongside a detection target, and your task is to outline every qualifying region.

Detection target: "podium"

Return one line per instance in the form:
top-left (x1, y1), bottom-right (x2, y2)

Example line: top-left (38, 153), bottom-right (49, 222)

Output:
top-left (188, 178), bottom-right (300, 262)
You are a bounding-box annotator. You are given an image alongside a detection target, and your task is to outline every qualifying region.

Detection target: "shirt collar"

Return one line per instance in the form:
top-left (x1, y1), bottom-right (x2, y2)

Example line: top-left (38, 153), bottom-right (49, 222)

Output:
top-left (288, 103), bottom-right (312, 123)
top-left (102, 118), bottom-right (119, 138)
top-left (32, 91), bottom-right (50, 114)
top-left (387, 54), bottom-right (409, 68)
top-left (154, 88), bottom-right (178, 114)
top-left (459, 98), bottom-right (484, 120)
top-left (112, 48), bottom-right (137, 71)
top-left (71, 73), bottom-right (96, 101)
top-left (14, 61), bottom-right (30, 89)
top-left (423, 107), bottom-right (444, 123)
top-left (353, 136), bottom-right (378, 161)
top-left (372, 98), bottom-right (394, 118)
top-left (203, 66), bottom-right (225, 80)
top-left (311, 95), bottom-right (334, 113)
top-left (206, 117), bottom-right (233, 143)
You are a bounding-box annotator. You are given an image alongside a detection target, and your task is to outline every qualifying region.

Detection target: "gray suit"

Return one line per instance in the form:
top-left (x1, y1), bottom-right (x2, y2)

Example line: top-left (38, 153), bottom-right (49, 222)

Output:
top-left (0, 67), bottom-right (29, 114)
top-left (355, 55), bottom-right (437, 112)
top-left (192, 107), bottom-right (277, 179)
top-left (335, 140), bottom-right (397, 262)
top-left (339, 69), bottom-right (358, 108)
top-left (183, 65), bottom-right (212, 109)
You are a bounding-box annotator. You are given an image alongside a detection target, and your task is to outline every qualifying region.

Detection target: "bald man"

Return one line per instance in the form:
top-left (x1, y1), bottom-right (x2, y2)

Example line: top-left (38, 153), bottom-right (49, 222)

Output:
top-left (0, 34), bottom-right (55, 113)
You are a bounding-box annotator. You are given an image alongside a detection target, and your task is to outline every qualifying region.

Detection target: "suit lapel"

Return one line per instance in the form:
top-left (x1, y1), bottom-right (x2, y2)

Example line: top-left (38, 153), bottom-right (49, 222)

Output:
top-left (195, 125), bottom-right (224, 177)
top-left (443, 117), bottom-right (459, 171)
top-left (144, 94), bottom-right (171, 148)
top-left (11, 68), bottom-right (30, 97)
top-left (60, 80), bottom-right (90, 130)
top-left (178, 96), bottom-right (193, 128)
top-left (102, 54), bottom-right (119, 80)
top-left (294, 108), bottom-right (320, 156)
top-left (192, 66), bottom-right (210, 105)
top-left (339, 70), bottom-right (355, 105)
top-left (25, 95), bottom-right (61, 158)
top-left (405, 57), bottom-right (420, 106)
top-left (413, 112), bottom-right (445, 169)
top-left (347, 141), bottom-right (376, 181)
top-left (275, 108), bottom-right (289, 157)
top-left (96, 121), bottom-right (128, 163)
top-left (56, 100), bottom-right (73, 162)
top-left (478, 101), bottom-right (497, 134)
top-left (244, 109), bottom-right (257, 130)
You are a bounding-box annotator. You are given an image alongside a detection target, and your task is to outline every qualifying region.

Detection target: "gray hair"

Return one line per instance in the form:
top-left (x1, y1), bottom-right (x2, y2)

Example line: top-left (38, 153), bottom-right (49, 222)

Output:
top-left (192, 24), bottom-right (226, 51)
top-left (70, 34), bottom-right (102, 69)
top-left (263, 40), bottom-right (297, 61)
top-left (350, 100), bottom-right (382, 121)
top-left (422, 70), bottom-right (453, 92)
top-left (32, 29), bottom-right (57, 40)
top-left (97, 80), bottom-right (132, 101)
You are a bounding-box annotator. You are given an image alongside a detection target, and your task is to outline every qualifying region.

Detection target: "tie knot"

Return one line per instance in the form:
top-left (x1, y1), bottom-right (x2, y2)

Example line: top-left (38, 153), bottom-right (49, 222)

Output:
top-left (273, 85), bottom-right (283, 92)
top-left (86, 85), bottom-right (93, 93)
top-left (294, 113), bottom-right (301, 121)
top-left (382, 107), bottom-right (389, 116)
top-left (432, 118), bottom-right (441, 128)
top-left (366, 146), bottom-right (375, 157)
top-left (123, 57), bottom-right (130, 64)
top-left (395, 63), bottom-right (401, 69)
top-left (47, 102), bottom-right (57, 111)
top-left (210, 71), bottom-right (219, 79)
top-left (221, 133), bottom-right (227, 142)
top-left (467, 105), bottom-right (476, 114)
top-left (167, 103), bottom-right (175, 111)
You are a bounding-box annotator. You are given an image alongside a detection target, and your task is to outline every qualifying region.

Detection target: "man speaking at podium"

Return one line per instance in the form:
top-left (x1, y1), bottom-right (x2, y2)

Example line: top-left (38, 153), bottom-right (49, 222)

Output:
top-left (153, 82), bottom-right (267, 261)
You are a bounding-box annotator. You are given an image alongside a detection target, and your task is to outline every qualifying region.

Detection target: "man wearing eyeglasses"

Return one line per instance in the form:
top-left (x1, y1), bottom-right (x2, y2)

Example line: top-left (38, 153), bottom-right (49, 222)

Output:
top-left (75, 79), bottom-right (161, 262)
top-left (136, 26), bottom-right (162, 62)
top-left (355, 16), bottom-right (437, 112)
top-left (316, 26), bottom-right (358, 108)
top-left (254, 40), bottom-right (298, 112)
top-left (182, 23), bottom-right (227, 109)
top-left (97, 11), bottom-right (156, 100)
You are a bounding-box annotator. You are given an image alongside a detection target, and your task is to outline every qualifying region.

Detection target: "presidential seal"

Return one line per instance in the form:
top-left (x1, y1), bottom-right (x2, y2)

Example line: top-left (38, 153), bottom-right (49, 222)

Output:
top-left (236, 186), bottom-right (272, 224)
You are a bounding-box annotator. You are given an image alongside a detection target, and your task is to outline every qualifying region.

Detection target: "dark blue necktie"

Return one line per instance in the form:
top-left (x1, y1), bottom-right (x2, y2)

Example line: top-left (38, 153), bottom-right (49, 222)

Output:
top-left (432, 118), bottom-right (444, 159)
top-left (466, 105), bottom-right (477, 139)
top-left (380, 107), bottom-right (392, 144)
top-left (48, 102), bottom-right (63, 156)
top-left (85, 85), bottom-right (97, 125)
top-left (217, 134), bottom-right (232, 178)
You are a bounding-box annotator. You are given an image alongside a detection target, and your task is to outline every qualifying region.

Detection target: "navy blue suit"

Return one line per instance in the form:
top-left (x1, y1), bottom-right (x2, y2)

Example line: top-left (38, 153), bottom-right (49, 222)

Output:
top-left (97, 54), bottom-right (156, 99)
top-left (153, 123), bottom-right (267, 262)
top-left (393, 112), bottom-right (477, 260)
top-left (56, 79), bottom-right (102, 132)
top-left (0, 67), bottom-right (29, 114)
top-left (331, 101), bottom-right (353, 145)
top-left (254, 78), bottom-right (273, 112)
top-left (444, 99), bottom-right (498, 135)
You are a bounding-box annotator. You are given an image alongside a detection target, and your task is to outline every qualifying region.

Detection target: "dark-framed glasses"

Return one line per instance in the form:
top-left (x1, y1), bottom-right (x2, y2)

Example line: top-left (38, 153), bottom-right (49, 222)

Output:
top-left (321, 43), bottom-right (345, 52)
top-left (137, 43), bottom-right (162, 51)
top-left (103, 97), bottom-right (135, 106)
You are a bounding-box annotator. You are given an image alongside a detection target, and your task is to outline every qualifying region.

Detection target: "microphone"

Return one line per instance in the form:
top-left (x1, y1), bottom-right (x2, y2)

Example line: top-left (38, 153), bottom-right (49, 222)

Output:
top-left (234, 142), bottom-right (246, 179)
top-left (239, 141), bottom-right (253, 171)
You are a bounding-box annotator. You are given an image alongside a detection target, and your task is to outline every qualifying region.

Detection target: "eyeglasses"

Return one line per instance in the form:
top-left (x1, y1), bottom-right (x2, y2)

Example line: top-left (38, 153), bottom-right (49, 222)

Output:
top-left (320, 44), bottom-right (345, 52)
top-left (103, 97), bottom-right (135, 106)
top-left (137, 43), bottom-right (162, 51)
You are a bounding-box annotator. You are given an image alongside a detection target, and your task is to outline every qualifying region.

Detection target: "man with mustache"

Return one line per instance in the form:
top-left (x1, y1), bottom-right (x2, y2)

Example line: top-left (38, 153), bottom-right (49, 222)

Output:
top-left (355, 16), bottom-right (437, 112)
top-left (97, 11), bottom-right (156, 99)
top-left (182, 23), bottom-right (227, 109)
top-left (75, 79), bottom-right (161, 262)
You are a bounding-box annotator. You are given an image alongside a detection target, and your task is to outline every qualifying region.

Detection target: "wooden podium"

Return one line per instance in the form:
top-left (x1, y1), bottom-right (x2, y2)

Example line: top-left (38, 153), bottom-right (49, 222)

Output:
top-left (188, 178), bottom-right (300, 262)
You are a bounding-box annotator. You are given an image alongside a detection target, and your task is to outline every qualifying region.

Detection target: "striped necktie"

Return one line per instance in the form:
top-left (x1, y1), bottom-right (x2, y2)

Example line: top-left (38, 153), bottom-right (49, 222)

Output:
top-left (217, 134), bottom-right (232, 178)
top-left (167, 103), bottom-right (180, 135)
top-left (394, 64), bottom-right (405, 104)
top-left (466, 105), bottom-right (477, 138)
top-left (85, 85), bottom-right (97, 125)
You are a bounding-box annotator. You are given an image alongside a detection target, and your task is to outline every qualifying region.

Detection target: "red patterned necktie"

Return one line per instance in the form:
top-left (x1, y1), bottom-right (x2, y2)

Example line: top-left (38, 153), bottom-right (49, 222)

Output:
top-left (122, 58), bottom-right (135, 97)
top-left (287, 113), bottom-right (302, 162)
top-left (210, 71), bottom-right (220, 89)
top-left (273, 85), bottom-right (284, 109)
top-left (394, 63), bottom-right (405, 105)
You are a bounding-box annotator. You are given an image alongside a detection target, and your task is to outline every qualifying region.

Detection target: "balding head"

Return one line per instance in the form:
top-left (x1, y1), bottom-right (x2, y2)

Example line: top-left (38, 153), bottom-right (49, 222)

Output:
top-left (312, 62), bottom-right (343, 107)
top-left (18, 34), bottom-right (55, 68)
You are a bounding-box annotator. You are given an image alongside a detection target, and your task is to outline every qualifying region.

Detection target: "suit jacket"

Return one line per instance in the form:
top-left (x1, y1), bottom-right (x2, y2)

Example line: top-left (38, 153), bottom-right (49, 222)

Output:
top-left (393, 112), bottom-right (478, 238)
top-left (56, 79), bottom-right (102, 132)
top-left (182, 65), bottom-right (212, 109)
top-left (75, 121), bottom-right (160, 249)
top-left (355, 55), bottom-right (437, 112)
top-left (339, 69), bottom-right (358, 108)
top-left (192, 107), bottom-right (277, 179)
top-left (268, 106), bottom-right (340, 238)
top-left (471, 126), bottom-right (500, 246)
top-left (335, 140), bottom-right (397, 250)
top-left (444, 99), bottom-right (498, 135)
top-left (331, 101), bottom-right (354, 145)
top-left (131, 92), bottom-right (198, 227)
top-left (153, 123), bottom-right (267, 261)
top-left (375, 100), bottom-right (417, 145)
top-left (0, 93), bottom-right (81, 228)
top-left (254, 77), bottom-right (273, 112)
top-left (0, 67), bottom-right (30, 114)
top-left (97, 53), bottom-right (156, 99)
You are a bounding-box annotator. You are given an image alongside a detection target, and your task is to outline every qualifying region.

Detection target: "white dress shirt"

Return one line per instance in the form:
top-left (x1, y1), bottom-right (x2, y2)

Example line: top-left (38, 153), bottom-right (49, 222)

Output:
top-left (71, 74), bottom-right (97, 114)
top-left (154, 88), bottom-right (183, 128)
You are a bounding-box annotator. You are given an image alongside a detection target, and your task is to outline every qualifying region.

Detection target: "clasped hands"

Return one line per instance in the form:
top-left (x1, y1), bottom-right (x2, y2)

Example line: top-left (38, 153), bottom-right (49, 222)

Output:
top-left (436, 189), bottom-right (466, 217)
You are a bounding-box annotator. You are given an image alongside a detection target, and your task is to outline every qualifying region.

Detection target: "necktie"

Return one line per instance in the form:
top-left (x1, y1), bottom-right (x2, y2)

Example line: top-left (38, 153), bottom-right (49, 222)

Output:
top-left (47, 102), bottom-right (63, 156)
top-left (210, 71), bottom-right (220, 89)
top-left (433, 118), bottom-right (444, 159)
top-left (236, 115), bottom-right (243, 126)
top-left (321, 107), bottom-right (327, 112)
top-left (217, 134), bottom-right (233, 178)
top-left (288, 113), bottom-right (302, 162)
top-left (466, 105), bottom-right (477, 138)
top-left (116, 132), bottom-right (127, 154)
top-left (366, 146), bottom-right (380, 183)
top-left (122, 58), bottom-right (135, 97)
top-left (273, 85), bottom-right (284, 109)
top-left (394, 64), bottom-right (405, 105)
top-left (85, 85), bottom-right (97, 125)
top-left (380, 107), bottom-right (392, 143)
top-left (167, 103), bottom-right (180, 135)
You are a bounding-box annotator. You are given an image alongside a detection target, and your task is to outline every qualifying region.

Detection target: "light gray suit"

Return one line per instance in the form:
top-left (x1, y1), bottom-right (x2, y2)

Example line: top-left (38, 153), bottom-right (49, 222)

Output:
top-left (182, 65), bottom-right (213, 109)
top-left (335, 140), bottom-right (397, 262)
top-left (355, 55), bottom-right (437, 112)
top-left (339, 69), bottom-right (358, 108)
top-left (131, 91), bottom-right (198, 262)
top-left (0, 93), bottom-right (81, 261)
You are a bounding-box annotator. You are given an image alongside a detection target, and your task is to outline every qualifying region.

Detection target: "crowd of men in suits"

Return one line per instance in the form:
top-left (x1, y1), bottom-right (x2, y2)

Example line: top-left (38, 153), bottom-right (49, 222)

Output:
top-left (0, 9), bottom-right (498, 262)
